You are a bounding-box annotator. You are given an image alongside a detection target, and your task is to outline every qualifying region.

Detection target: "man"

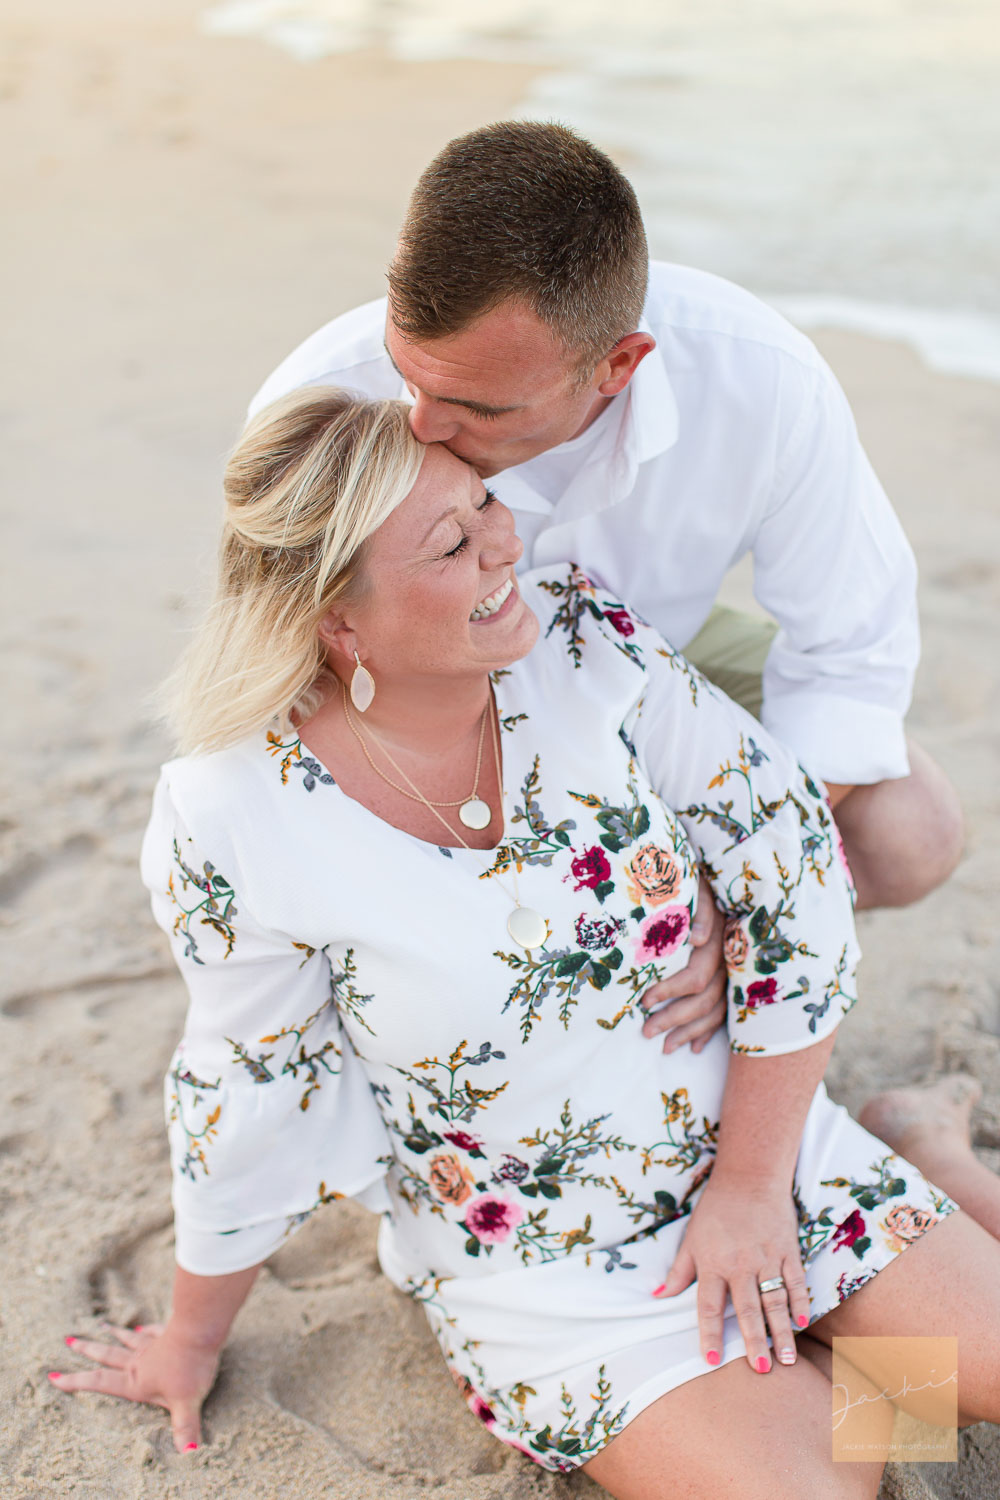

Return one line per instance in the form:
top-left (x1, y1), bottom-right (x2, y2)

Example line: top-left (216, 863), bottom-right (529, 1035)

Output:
top-left (248, 119), bottom-right (962, 1049)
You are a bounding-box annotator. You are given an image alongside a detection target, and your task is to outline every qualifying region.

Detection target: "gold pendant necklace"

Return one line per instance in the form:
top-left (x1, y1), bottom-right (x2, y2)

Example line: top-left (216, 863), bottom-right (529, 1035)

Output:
top-left (342, 691), bottom-right (492, 829)
top-left (340, 681), bottom-right (547, 950)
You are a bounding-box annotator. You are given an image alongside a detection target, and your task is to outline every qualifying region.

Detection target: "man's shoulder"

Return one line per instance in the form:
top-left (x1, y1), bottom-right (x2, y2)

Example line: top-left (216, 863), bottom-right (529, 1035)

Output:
top-left (645, 261), bottom-right (825, 375)
top-left (248, 295), bottom-right (394, 419)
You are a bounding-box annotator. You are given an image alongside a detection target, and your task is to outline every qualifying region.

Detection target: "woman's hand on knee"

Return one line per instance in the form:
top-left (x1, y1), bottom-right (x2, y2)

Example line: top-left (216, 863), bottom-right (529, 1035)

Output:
top-left (653, 1181), bottom-right (811, 1373)
top-left (48, 1320), bottom-right (221, 1453)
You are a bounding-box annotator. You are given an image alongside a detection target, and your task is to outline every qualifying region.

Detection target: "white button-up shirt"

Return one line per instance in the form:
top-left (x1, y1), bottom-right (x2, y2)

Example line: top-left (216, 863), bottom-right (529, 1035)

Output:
top-left (248, 261), bottom-right (918, 785)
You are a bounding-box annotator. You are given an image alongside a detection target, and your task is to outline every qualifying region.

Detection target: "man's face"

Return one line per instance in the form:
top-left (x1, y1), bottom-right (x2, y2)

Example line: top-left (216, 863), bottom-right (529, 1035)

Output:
top-left (384, 302), bottom-right (610, 478)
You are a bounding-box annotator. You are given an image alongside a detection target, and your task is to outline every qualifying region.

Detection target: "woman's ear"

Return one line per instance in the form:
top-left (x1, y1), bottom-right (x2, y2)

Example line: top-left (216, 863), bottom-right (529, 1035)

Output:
top-left (318, 610), bottom-right (358, 666)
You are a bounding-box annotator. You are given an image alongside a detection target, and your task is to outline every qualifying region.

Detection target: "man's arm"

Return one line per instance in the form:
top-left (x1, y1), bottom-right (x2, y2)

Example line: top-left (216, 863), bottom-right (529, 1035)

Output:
top-left (752, 355), bottom-right (919, 788)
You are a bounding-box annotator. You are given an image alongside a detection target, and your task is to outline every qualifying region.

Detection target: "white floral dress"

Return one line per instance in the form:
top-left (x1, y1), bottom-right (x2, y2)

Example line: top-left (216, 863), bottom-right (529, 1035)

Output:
top-left (141, 564), bottom-right (957, 1474)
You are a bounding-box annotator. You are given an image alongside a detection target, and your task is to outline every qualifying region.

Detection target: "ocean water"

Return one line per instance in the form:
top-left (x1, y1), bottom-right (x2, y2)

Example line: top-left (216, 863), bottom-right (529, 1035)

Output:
top-left (199, 0), bottom-right (1000, 380)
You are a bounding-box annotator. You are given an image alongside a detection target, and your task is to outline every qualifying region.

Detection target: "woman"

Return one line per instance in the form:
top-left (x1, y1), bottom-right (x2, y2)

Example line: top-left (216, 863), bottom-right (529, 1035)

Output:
top-left (51, 389), bottom-right (1000, 1496)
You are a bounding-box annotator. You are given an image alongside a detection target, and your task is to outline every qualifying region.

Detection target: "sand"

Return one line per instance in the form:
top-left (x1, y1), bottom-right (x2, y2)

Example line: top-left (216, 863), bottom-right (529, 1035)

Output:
top-left (2, 4), bottom-right (999, 1496)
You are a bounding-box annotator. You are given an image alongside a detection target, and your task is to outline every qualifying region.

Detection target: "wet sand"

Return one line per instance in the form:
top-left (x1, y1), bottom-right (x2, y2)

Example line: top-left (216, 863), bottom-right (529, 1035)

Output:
top-left (2, 4), bottom-right (999, 1495)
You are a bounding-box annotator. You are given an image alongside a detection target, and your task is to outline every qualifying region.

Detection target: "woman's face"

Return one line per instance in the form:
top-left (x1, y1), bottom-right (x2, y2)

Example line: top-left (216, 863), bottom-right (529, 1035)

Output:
top-left (332, 443), bottom-right (539, 687)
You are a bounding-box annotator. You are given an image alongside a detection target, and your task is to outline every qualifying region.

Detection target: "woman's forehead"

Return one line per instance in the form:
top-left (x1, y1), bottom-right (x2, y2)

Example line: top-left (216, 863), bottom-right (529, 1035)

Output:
top-left (369, 444), bottom-right (480, 557)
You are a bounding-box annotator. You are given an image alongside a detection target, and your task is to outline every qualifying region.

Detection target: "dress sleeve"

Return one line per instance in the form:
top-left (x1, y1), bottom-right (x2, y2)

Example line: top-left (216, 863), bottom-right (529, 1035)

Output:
top-left (140, 773), bottom-right (392, 1275)
top-left (606, 604), bottom-right (861, 1057)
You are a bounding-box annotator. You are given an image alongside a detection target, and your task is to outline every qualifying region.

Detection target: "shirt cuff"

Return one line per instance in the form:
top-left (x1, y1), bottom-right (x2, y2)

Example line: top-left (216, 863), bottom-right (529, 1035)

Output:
top-left (760, 691), bottom-right (910, 786)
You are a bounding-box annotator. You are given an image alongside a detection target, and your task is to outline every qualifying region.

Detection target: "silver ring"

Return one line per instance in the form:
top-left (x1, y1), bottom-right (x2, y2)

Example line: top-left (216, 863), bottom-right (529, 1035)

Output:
top-left (757, 1276), bottom-right (786, 1294)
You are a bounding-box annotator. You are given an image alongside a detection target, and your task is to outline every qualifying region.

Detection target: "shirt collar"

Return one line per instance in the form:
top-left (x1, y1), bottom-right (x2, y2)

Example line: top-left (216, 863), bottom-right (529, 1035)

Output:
top-left (624, 312), bottom-right (680, 467)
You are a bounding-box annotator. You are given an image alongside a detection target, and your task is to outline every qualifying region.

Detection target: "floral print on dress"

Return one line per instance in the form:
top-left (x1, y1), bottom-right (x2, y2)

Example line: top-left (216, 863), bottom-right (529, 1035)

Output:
top-left (167, 839), bottom-right (237, 964)
top-left (266, 730), bottom-right (335, 791)
top-left (146, 562), bottom-right (959, 1479)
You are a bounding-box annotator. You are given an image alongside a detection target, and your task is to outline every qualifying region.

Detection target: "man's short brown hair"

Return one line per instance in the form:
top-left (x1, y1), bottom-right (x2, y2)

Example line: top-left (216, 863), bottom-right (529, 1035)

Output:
top-left (387, 120), bottom-right (649, 374)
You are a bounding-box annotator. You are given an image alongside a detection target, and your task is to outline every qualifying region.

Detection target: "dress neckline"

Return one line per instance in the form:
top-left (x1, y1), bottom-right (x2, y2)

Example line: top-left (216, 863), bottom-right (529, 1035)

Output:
top-left (287, 668), bottom-right (523, 858)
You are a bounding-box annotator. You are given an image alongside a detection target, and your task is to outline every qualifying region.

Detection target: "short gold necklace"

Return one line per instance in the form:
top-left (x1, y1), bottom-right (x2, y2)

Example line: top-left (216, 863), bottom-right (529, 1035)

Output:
top-left (342, 690), bottom-right (492, 830)
top-left (339, 680), bottom-right (547, 950)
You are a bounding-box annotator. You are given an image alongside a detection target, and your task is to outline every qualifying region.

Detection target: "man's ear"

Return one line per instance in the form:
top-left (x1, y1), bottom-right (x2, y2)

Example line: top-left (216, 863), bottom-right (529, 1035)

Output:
top-left (596, 332), bottom-right (656, 396)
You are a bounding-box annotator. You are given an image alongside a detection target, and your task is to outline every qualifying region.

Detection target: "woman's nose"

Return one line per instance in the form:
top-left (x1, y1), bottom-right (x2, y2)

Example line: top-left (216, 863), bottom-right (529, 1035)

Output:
top-left (407, 390), bottom-right (461, 445)
top-left (481, 502), bottom-right (523, 569)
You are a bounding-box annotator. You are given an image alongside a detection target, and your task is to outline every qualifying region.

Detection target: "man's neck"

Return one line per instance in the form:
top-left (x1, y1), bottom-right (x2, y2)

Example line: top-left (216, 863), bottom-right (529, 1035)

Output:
top-left (567, 391), bottom-right (615, 443)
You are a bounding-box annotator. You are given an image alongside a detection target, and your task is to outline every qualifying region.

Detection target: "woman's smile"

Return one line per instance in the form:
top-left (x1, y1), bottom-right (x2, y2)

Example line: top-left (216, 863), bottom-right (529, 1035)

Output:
top-left (470, 576), bottom-right (516, 622)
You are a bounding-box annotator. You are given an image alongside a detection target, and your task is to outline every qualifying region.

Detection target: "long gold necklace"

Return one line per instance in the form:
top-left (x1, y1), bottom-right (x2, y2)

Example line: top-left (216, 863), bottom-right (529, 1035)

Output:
top-left (339, 680), bottom-right (548, 951)
top-left (342, 691), bottom-right (492, 830)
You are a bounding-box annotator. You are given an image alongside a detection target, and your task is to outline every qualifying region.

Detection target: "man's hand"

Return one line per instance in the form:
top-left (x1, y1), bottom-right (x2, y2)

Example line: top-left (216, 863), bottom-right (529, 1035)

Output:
top-left (639, 874), bottom-right (726, 1054)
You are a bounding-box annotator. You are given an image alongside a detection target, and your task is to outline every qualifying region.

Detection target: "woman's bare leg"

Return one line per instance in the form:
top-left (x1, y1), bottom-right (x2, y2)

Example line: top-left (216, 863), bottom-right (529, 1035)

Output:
top-left (858, 1073), bottom-right (1000, 1242)
top-left (808, 1210), bottom-right (1000, 1427)
top-left (580, 1354), bottom-right (886, 1500)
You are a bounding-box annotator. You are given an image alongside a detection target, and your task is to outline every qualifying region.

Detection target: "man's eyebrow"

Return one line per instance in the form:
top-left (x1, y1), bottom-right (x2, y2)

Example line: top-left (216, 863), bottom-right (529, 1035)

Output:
top-left (384, 343), bottom-right (521, 416)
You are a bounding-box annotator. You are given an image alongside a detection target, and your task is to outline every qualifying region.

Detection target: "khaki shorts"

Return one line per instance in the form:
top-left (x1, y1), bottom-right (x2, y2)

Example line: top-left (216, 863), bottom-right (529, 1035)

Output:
top-left (681, 605), bottom-right (778, 721)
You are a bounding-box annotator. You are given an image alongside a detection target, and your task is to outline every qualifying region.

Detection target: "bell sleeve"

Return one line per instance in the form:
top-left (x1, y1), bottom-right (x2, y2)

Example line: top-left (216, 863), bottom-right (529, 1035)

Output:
top-left (604, 601), bottom-right (861, 1058)
top-left (140, 773), bottom-right (392, 1275)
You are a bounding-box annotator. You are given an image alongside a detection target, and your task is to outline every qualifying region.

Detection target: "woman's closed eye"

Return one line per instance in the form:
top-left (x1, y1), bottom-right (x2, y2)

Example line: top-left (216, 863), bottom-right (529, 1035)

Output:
top-left (443, 490), bottom-right (498, 558)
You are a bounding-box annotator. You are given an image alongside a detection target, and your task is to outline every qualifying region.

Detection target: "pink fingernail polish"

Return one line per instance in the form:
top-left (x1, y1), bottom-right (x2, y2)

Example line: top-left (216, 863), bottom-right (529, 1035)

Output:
top-left (652, 1284), bottom-right (667, 1297)
top-left (47, 1372), bottom-right (62, 1382)
top-left (796, 1314), bottom-right (809, 1328)
top-left (756, 1356), bottom-right (771, 1373)
top-left (706, 1349), bottom-right (720, 1365)
top-left (64, 1336), bottom-right (76, 1347)
top-left (184, 1443), bottom-right (199, 1452)
top-left (135, 1325), bottom-right (145, 1332)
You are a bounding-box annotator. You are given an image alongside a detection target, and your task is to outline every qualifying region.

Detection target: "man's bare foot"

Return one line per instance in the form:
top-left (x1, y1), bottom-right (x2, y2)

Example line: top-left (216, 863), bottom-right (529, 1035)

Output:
top-left (859, 1073), bottom-right (982, 1161)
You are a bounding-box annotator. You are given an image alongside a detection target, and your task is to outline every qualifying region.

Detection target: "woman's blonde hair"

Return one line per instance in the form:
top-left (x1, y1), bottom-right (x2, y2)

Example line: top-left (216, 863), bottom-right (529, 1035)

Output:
top-left (161, 386), bottom-right (424, 755)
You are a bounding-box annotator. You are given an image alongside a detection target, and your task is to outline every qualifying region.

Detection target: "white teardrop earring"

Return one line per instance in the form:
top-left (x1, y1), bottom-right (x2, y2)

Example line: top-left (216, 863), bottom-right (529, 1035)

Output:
top-left (350, 651), bottom-right (376, 712)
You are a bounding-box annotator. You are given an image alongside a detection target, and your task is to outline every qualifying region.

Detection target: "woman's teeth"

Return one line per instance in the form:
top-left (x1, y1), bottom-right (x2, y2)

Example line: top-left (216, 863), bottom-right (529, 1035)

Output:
top-left (470, 577), bottom-right (513, 620)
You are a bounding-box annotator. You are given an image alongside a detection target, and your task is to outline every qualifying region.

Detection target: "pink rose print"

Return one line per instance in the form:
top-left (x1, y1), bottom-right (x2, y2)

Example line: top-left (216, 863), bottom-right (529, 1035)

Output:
top-left (604, 607), bottom-right (635, 637)
top-left (570, 846), bottom-right (612, 891)
top-left (463, 1192), bottom-right (524, 1245)
top-left (831, 1208), bottom-right (867, 1252)
top-left (745, 977), bottom-right (780, 1008)
top-left (634, 905), bottom-right (690, 963)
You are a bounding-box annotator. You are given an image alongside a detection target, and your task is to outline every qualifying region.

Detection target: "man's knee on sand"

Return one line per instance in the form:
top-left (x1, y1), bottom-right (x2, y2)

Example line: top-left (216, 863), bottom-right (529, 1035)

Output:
top-left (836, 739), bottom-right (964, 909)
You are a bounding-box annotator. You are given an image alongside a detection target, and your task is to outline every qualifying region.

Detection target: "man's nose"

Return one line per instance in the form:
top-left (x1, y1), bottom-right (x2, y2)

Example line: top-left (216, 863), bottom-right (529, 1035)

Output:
top-left (407, 390), bottom-right (461, 444)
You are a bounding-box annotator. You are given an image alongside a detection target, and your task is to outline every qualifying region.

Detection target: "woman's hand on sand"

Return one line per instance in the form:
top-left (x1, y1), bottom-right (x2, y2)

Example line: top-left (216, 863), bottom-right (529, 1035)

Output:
top-left (652, 1179), bottom-right (810, 1372)
top-left (639, 875), bottom-right (727, 1054)
top-left (48, 1321), bottom-right (220, 1453)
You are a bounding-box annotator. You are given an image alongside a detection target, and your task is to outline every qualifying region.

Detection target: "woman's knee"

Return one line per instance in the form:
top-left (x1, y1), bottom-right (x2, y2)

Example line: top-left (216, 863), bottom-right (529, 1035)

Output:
top-left (580, 1357), bottom-right (884, 1500)
top-left (809, 1211), bottom-right (1000, 1428)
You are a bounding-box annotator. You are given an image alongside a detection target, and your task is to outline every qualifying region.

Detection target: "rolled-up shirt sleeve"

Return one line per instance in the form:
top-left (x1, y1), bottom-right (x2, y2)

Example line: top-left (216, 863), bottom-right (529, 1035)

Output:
top-left (607, 606), bottom-right (862, 1057)
top-left (752, 358), bottom-right (919, 786)
top-left (141, 774), bottom-right (391, 1275)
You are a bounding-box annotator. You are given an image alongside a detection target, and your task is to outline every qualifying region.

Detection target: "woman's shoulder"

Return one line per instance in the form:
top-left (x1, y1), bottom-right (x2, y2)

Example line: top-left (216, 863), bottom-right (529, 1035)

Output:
top-left (145, 729), bottom-right (336, 882)
top-left (158, 731), bottom-right (286, 815)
